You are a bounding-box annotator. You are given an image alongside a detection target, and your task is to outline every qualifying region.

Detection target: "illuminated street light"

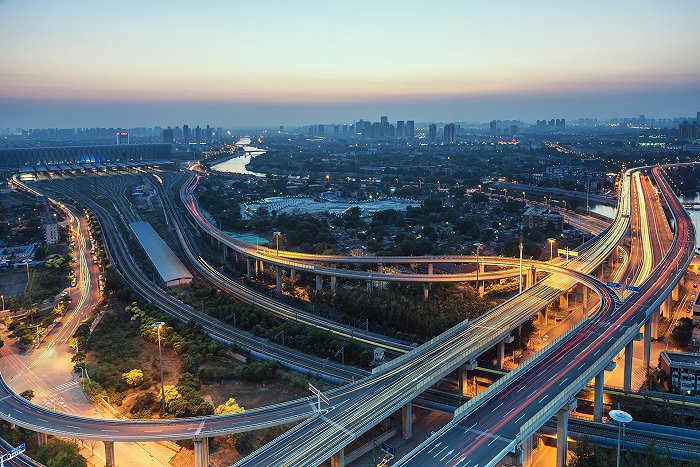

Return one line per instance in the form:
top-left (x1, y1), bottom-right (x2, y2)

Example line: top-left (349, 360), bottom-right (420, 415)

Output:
top-left (548, 238), bottom-right (556, 260)
top-left (273, 231), bottom-right (282, 256)
top-left (610, 407), bottom-right (632, 467)
top-left (151, 322), bottom-right (167, 412)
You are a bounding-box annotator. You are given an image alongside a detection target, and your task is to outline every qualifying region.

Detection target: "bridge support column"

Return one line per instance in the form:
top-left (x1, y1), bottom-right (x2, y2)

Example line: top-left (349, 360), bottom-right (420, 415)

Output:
top-left (222, 245), bottom-right (227, 263)
top-left (559, 292), bottom-right (569, 310)
top-left (458, 365), bottom-right (468, 396)
top-left (330, 448), bottom-right (345, 467)
top-left (193, 438), bottom-right (209, 467)
top-left (651, 307), bottom-right (660, 339)
top-left (254, 259), bottom-right (260, 276)
top-left (478, 282), bottom-right (485, 297)
top-left (402, 402), bottom-right (413, 439)
top-left (290, 268), bottom-right (296, 281)
top-left (378, 264), bottom-right (384, 291)
top-left (526, 267), bottom-right (536, 289)
top-left (672, 284), bottom-right (680, 302)
top-left (366, 280), bottom-right (372, 293)
top-left (644, 320), bottom-right (651, 371)
top-left (582, 285), bottom-right (589, 311)
top-left (37, 432), bottom-right (48, 447)
top-left (497, 339), bottom-right (505, 369)
top-left (316, 274), bottom-right (322, 292)
top-left (275, 266), bottom-right (282, 293)
top-left (519, 436), bottom-right (533, 467)
top-left (104, 440), bottom-right (115, 467)
top-left (246, 257), bottom-right (251, 277)
top-left (624, 340), bottom-right (634, 392)
top-left (540, 307), bottom-right (548, 326)
top-left (599, 263), bottom-right (605, 280)
top-left (556, 399), bottom-right (577, 467)
top-left (662, 293), bottom-right (673, 317)
top-left (423, 284), bottom-right (429, 301)
top-left (331, 275), bottom-right (337, 293)
top-left (593, 370), bottom-right (604, 422)
top-left (428, 263), bottom-right (433, 275)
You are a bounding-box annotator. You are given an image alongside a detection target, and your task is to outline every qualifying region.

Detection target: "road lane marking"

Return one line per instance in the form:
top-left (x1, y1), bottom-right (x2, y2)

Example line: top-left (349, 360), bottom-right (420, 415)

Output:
top-left (433, 446), bottom-right (448, 458)
top-left (516, 386), bottom-right (525, 393)
top-left (578, 363), bottom-right (586, 370)
top-left (321, 416), bottom-right (355, 440)
top-left (493, 402), bottom-right (503, 412)
top-left (515, 413), bottom-right (526, 423)
top-left (538, 395), bottom-right (548, 403)
top-left (426, 442), bottom-right (442, 454)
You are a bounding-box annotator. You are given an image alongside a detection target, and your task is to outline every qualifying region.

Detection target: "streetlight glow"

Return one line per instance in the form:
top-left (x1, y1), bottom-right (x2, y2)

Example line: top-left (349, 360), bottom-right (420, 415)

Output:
top-left (151, 321), bottom-right (167, 413)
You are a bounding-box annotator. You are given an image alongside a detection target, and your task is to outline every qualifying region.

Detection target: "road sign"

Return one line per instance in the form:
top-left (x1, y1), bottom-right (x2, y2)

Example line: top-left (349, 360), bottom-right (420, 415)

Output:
top-left (380, 442), bottom-right (395, 456)
top-left (626, 285), bottom-right (640, 292)
top-left (308, 383), bottom-right (329, 412)
top-left (606, 281), bottom-right (621, 289)
top-left (1, 443), bottom-right (26, 465)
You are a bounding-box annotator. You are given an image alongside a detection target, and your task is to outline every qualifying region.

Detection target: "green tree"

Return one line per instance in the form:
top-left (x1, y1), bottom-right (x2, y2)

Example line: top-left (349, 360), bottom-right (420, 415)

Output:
top-left (33, 439), bottom-right (86, 467)
top-left (669, 317), bottom-right (694, 349)
top-left (19, 389), bottom-right (34, 401)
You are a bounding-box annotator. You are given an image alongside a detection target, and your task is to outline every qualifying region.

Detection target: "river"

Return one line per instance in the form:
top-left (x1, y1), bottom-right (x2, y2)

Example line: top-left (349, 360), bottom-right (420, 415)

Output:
top-left (211, 137), bottom-right (267, 176)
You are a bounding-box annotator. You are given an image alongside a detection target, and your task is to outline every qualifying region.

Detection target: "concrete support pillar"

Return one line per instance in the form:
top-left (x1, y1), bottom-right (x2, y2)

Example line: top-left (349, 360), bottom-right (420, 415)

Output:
top-left (246, 257), bottom-right (251, 277)
top-left (599, 264), bottom-right (605, 280)
top-left (624, 340), bottom-right (634, 392)
top-left (583, 286), bottom-right (589, 311)
top-left (478, 283), bottom-right (484, 297)
top-left (423, 284), bottom-right (429, 301)
top-left (428, 263), bottom-right (433, 275)
top-left (559, 292), bottom-right (569, 310)
top-left (540, 307), bottom-right (548, 326)
top-left (662, 294), bottom-right (673, 317)
top-left (643, 321), bottom-right (651, 371)
top-left (330, 448), bottom-right (345, 467)
top-left (458, 365), bottom-right (468, 396)
top-left (104, 440), bottom-right (115, 467)
top-left (593, 371), bottom-right (604, 422)
top-left (519, 436), bottom-right (533, 467)
top-left (193, 438), bottom-right (209, 467)
top-left (366, 280), bottom-right (372, 293)
top-left (254, 259), bottom-right (260, 276)
top-left (402, 402), bottom-right (413, 439)
top-left (497, 339), bottom-right (505, 369)
top-left (651, 307), bottom-right (660, 339)
top-left (222, 245), bottom-right (227, 262)
top-left (290, 268), bottom-right (296, 281)
top-left (37, 432), bottom-right (48, 447)
top-left (377, 264), bottom-right (384, 291)
top-left (316, 274), bottom-right (322, 292)
top-left (672, 284), bottom-right (680, 302)
top-left (555, 399), bottom-right (577, 467)
top-left (526, 267), bottom-right (536, 289)
top-left (275, 265), bottom-right (282, 293)
top-left (556, 409), bottom-right (570, 467)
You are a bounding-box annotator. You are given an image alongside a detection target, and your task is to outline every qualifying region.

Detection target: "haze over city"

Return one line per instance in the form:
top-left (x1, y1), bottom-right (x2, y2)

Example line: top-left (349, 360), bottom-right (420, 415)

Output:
top-left (1, 0), bottom-right (700, 127)
top-left (2, 1), bottom-right (700, 467)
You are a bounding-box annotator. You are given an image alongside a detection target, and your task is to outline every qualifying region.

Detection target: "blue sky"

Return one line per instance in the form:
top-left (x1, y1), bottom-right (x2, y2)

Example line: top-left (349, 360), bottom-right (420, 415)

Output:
top-left (1, 0), bottom-right (699, 127)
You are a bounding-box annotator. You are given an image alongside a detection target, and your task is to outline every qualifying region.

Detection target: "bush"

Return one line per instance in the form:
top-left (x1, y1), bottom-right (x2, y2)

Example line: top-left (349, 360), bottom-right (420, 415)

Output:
top-left (215, 398), bottom-right (244, 415)
top-left (19, 389), bottom-right (34, 401)
top-left (122, 369), bottom-right (144, 387)
top-left (129, 392), bottom-right (157, 415)
top-left (82, 380), bottom-right (106, 403)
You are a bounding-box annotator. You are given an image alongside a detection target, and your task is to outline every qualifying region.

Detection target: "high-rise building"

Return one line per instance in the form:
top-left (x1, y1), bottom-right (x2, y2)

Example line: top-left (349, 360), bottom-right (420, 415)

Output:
top-left (162, 127), bottom-right (174, 143)
top-left (490, 121), bottom-right (497, 134)
top-left (183, 125), bottom-right (190, 145)
top-left (443, 123), bottom-right (455, 144)
top-left (405, 120), bottom-right (415, 138)
top-left (195, 126), bottom-right (202, 144)
top-left (380, 116), bottom-right (388, 125)
top-left (205, 125), bottom-right (213, 144)
top-left (428, 124), bottom-right (437, 143)
top-left (396, 120), bottom-right (404, 137)
top-left (116, 131), bottom-right (129, 145)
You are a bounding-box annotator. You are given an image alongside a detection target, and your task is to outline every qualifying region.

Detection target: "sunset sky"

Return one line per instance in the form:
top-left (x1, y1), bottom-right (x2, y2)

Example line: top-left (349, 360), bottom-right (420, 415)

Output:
top-left (1, 0), bottom-right (699, 127)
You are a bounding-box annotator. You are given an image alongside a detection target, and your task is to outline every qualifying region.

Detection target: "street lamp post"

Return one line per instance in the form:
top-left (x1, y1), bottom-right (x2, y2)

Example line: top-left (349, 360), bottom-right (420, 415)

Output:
top-left (548, 238), bottom-right (556, 260)
top-left (151, 322), bottom-right (166, 413)
top-left (0, 295), bottom-right (4, 313)
top-left (610, 407), bottom-right (632, 467)
top-left (473, 242), bottom-right (483, 294)
top-left (273, 231), bottom-right (282, 256)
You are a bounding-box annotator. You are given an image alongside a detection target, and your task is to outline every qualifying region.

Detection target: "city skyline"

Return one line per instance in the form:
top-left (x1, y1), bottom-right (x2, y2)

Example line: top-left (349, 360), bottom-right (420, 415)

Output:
top-left (1, 0), bottom-right (700, 127)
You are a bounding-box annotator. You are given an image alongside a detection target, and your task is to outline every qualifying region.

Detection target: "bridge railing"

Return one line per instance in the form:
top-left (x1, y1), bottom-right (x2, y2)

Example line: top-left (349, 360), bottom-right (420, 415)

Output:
top-left (453, 312), bottom-right (592, 420)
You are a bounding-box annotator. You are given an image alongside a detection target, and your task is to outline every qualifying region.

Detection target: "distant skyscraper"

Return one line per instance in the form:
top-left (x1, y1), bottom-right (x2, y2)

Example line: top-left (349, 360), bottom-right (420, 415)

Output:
top-left (428, 124), bottom-right (437, 143)
top-left (205, 125), bottom-right (212, 144)
top-left (116, 131), bottom-right (129, 145)
top-left (443, 123), bottom-right (455, 144)
top-left (333, 124), bottom-right (340, 135)
top-left (380, 116), bottom-right (388, 125)
top-left (162, 127), bottom-right (174, 143)
top-left (396, 120), bottom-right (404, 137)
top-left (490, 121), bottom-right (497, 134)
top-left (317, 124), bottom-right (325, 135)
top-left (195, 126), bottom-right (202, 144)
top-left (405, 120), bottom-right (415, 138)
top-left (183, 125), bottom-right (190, 145)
